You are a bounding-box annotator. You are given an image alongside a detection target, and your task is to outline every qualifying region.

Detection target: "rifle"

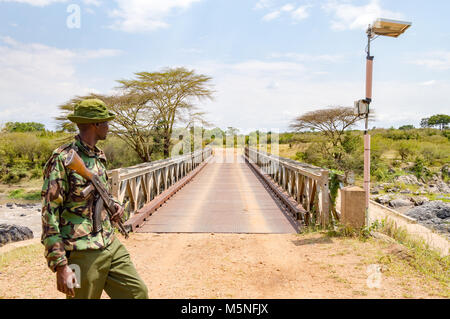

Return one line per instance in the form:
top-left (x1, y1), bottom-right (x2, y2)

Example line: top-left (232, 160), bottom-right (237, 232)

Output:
top-left (64, 149), bottom-right (129, 239)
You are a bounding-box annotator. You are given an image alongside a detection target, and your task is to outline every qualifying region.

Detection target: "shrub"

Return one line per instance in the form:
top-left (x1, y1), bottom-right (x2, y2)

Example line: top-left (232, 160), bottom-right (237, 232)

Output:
top-left (373, 164), bottom-right (390, 182)
top-left (394, 140), bottom-right (419, 161)
top-left (99, 136), bottom-right (142, 169)
top-left (295, 151), bottom-right (306, 161)
top-left (411, 156), bottom-right (431, 179)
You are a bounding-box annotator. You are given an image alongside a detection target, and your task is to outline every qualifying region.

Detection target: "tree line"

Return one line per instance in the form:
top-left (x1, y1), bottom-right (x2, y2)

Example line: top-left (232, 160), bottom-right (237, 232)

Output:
top-left (57, 67), bottom-right (214, 161)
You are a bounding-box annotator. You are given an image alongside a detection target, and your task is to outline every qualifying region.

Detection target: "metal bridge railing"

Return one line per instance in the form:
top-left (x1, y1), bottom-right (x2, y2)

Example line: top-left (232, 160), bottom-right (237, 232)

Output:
top-left (108, 147), bottom-right (212, 218)
top-left (244, 147), bottom-right (334, 227)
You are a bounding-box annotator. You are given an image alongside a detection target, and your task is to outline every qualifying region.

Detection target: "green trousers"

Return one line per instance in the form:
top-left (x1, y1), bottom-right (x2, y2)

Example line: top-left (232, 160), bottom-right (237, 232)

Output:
top-left (67, 238), bottom-right (148, 299)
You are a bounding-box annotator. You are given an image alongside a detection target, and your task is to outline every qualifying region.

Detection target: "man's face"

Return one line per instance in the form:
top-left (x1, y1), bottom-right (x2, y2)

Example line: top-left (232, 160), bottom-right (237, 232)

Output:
top-left (94, 121), bottom-right (109, 140)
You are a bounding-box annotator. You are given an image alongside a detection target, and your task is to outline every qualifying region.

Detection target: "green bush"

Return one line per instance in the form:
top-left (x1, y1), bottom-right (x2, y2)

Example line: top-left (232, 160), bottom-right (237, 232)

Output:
top-left (411, 156), bottom-right (431, 179)
top-left (98, 136), bottom-right (143, 169)
top-left (394, 140), bottom-right (419, 161)
top-left (295, 151), bottom-right (306, 161)
top-left (373, 164), bottom-right (390, 182)
top-left (3, 122), bottom-right (45, 133)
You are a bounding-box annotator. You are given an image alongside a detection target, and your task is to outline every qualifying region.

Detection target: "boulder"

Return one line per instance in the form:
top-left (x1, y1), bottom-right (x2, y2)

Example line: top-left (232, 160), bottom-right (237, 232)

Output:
top-left (427, 185), bottom-right (441, 194)
top-left (395, 175), bottom-right (419, 185)
top-left (410, 196), bottom-right (430, 206)
top-left (405, 201), bottom-right (450, 235)
top-left (375, 195), bottom-right (392, 205)
top-left (0, 224), bottom-right (34, 246)
top-left (436, 181), bottom-right (450, 194)
top-left (389, 198), bottom-right (413, 208)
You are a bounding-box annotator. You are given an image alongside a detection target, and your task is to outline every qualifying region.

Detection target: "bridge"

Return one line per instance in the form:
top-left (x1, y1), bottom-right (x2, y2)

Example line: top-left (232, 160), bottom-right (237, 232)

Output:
top-left (108, 147), bottom-right (338, 234)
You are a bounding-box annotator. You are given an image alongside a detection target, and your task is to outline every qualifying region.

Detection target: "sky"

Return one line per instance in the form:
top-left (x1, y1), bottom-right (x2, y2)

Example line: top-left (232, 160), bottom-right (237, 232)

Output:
top-left (0, 0), bottom-right (449, 133)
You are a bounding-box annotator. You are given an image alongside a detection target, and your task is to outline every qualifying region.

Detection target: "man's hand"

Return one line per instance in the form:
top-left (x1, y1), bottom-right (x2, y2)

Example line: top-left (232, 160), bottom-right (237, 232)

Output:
top-left (111, 203), bottom-right (124, 223)
top-left (56, 265), bottom-right (77, 297)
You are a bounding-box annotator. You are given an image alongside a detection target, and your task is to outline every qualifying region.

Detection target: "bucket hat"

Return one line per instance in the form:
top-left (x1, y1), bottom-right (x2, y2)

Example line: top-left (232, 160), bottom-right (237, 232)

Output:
top-left (67, 99), bottom-right (116, 124)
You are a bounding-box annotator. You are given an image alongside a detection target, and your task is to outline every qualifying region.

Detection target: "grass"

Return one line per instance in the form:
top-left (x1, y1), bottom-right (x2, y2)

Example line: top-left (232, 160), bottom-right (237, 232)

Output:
top-left (355, 219), bottom-right (450, 297)
top-left (7, 189), bottom-right (41, 201)
top-left (426, 193), bottom-right (450, 203)
top-left (308, 219), bottom-right (450, 297)
top-left (0, 244), bottom-right (42, 271)
top-left (377, 220), bottom-right (449, 287)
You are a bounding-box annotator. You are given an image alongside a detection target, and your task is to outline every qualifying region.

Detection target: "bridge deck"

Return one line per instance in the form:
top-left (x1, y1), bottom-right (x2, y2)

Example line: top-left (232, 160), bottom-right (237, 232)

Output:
top-left (136, 150), bottom-right (300, 234)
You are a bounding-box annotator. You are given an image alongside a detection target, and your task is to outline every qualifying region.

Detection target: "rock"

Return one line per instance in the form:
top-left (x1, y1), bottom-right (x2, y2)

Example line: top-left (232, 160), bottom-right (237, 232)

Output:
top-left (395, 175), bottom-right (419, 185)
top-left (436, 181), bottom-right (450, 194)
top-left (371, 231), bottom-right (396, 244)
top-left (375, 195), bottom-right (392, 205)
top-left (415, 187), bottom-right (428, 195)
top-left (6, 203), bottom-right (13, 208)
top-left (0, 224), bottom-right (34, 246)
top-left (405, 201), bottom-right (450, 235)
top-left (387, 244), bottom-right (414, 262)
top-left (436, 209), bottom-right (450, 219)
top-left (427, 186), bottom-right (440, 194)
top-left (37, 208), bottom-right (41, 212)
top-left (20, 214), bottom-right (26, 217)
top-left (411, 196), bottom-right (430, 206)
top-left (400, 189), bottom-right (412, 194)
top-left (389, 198), bottom-right (413, 208)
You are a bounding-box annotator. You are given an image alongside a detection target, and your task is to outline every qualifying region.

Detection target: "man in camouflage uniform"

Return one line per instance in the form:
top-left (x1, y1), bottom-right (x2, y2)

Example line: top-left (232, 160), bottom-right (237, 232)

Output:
top-left (41, 99), bottom-right (148, 299)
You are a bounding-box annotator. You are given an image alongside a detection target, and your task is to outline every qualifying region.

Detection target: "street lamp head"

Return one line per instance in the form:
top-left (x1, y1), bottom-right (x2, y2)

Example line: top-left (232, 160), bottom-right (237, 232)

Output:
top-left (370, 18), bottom-right (412, 38)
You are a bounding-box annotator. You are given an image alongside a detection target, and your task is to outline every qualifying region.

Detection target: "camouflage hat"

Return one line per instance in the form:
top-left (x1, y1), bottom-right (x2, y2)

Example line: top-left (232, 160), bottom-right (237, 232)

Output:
top-left (67, 99), bottom-right (116, 124)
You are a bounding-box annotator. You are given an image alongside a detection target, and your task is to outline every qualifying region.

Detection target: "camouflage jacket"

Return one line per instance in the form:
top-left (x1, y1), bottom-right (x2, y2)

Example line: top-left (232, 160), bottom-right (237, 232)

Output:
top-left (41, 135), bottom-right (118, 272)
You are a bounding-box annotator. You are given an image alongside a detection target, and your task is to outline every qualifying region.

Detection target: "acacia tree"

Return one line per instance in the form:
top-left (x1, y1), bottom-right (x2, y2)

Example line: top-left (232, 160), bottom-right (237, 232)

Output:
top-left (427, 114), bottom-right (450, 130)
top-left (57, 67), bottom-right (214, 161)
top-left (290, 107), bottom-right (362, 147)
top-left (420, 117), bottom-right (430, 128)
top-left (57, 92), bottom-right (162, 162)
top-left (290, 106), bottom-right (363, 175)
top-left (118, 67), bottom-right (214, 157)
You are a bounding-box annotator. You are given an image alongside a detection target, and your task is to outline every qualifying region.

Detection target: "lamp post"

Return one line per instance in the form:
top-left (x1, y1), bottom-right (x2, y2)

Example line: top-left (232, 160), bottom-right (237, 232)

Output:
top-left (354, 18), bottom-right (412, 223)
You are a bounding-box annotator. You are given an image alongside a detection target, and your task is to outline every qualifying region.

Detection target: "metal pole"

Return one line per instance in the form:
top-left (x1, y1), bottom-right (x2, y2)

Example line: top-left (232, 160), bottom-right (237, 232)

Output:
top-left (364, 26), bottom-right (374, 225)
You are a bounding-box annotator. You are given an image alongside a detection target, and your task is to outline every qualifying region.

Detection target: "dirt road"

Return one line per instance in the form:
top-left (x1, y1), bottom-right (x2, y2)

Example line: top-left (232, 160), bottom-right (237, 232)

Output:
top-left (0, 232), bottom-right (446, 299)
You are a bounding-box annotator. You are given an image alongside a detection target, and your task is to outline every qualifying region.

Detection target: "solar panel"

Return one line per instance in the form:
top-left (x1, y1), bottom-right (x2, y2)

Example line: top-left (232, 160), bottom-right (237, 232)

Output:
top-left (372, 18), bottom-right (412, 38)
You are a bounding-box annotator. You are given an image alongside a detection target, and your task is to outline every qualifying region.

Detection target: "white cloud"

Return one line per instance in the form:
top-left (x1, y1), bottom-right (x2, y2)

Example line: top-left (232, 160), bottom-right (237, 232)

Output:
top-left (0, 0), bottom-right (67, 6)
top-left (82, 0), bottom-right (101, 6)
top-left (420, 80), bottom-right (436, 86)
top-left (262, 10), bottom-right (281, 21)
top-left (259, 2), bottom-right (311, 23)
top-left (291, 5), bottom-right (310, 21)
top-left (109, 0), bottom-right (203, 33)
top-left (322, 0), bottom-right (404, 31)
top-left (254, 0), bottom-right (273, 10)
top-left (280, 3), bottom-right (294, 12)
top-left (410, 51), bottom-right (450, 71)
top-left (187, 59), bottom-right (450, 131)
top-left (0, 37), bottom-right (121, 128)
top-left (0, 0), bottom-right (101, 5)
